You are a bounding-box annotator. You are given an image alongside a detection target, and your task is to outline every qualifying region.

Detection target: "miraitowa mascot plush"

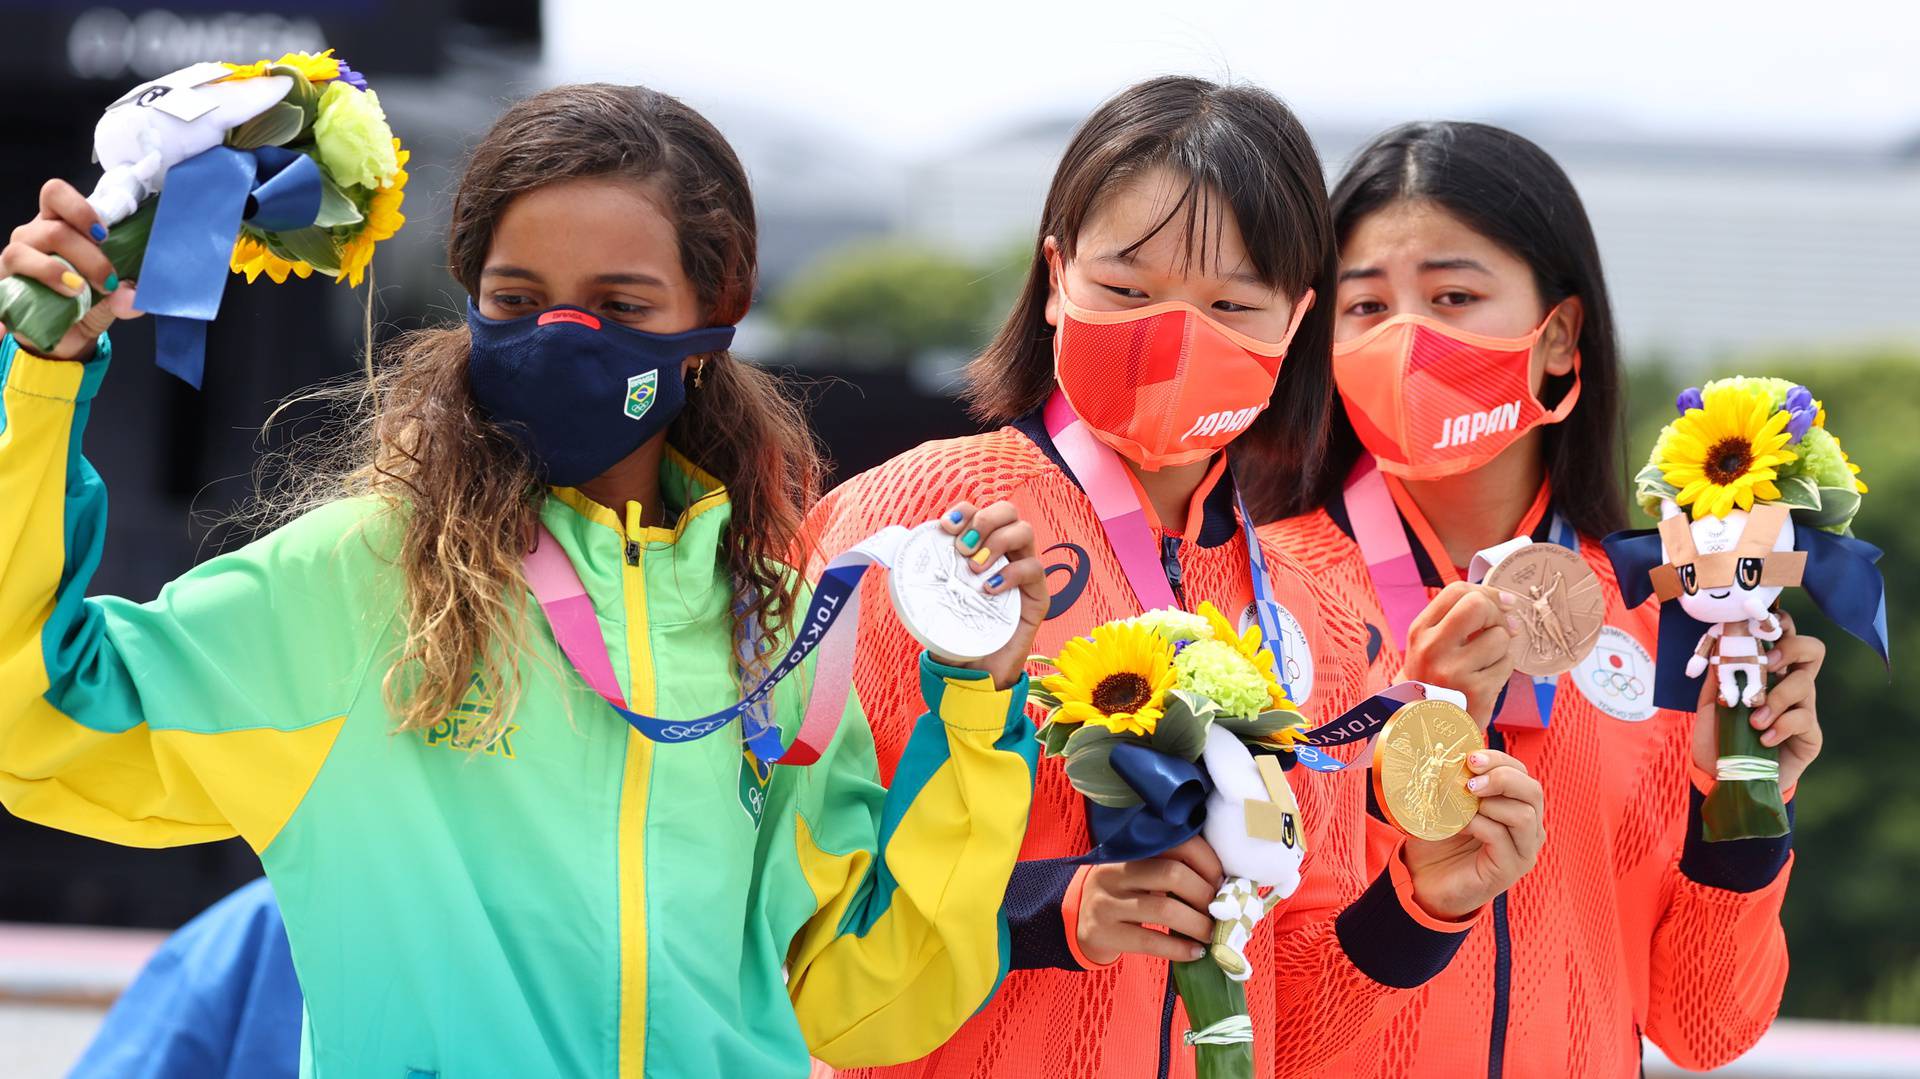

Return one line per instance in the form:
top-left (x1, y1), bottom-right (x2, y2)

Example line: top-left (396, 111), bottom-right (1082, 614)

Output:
top-left (1605, 378), bottom-right (1888, 841)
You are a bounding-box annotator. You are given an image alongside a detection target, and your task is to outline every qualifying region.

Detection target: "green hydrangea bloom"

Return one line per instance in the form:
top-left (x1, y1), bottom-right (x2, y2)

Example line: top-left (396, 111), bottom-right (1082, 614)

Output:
top-left (313, 82), bottom-right (399, 191)
top-left (1794, 426), bottom-right (1852, 490)
top-left (1173, 639), bottom-right (1272, 719)
top-left (1136, 609), bottom-right (1212, 646)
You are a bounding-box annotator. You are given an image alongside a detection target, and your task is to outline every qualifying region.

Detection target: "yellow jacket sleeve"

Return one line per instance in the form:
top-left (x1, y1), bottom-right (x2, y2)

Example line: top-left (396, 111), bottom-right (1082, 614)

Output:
top-left (785, 654), bottom-right (1036, 1067)
top-left (0, 337), bottom-right (386, 852)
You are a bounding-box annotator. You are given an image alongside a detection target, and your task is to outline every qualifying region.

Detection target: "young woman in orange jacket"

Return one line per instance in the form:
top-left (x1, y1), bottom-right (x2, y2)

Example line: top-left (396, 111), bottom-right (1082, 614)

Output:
top-left (1257, 121), bottom-right (1826, 1077)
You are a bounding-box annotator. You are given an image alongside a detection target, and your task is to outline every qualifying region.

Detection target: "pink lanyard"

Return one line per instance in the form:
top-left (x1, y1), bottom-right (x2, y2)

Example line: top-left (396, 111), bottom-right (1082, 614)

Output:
top-left (524, 523), bottom-right (862, 766)
top-left (1341, 454), bottom-right (1560, 730)
top-left (1042, 391), bottom-right (1301, 704)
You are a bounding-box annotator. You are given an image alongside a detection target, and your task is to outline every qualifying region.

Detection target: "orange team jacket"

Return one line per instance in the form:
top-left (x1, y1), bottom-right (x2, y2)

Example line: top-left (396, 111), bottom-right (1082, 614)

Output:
top-left (1258, 483), bottom-right (1794, 1079)
top-left (802, 416), bottom-right (1487, 1079)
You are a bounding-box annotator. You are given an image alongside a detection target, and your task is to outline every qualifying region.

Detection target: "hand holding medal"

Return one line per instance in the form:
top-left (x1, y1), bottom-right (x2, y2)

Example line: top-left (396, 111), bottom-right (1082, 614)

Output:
top-left (903, 502), bottom-right (1050, 689)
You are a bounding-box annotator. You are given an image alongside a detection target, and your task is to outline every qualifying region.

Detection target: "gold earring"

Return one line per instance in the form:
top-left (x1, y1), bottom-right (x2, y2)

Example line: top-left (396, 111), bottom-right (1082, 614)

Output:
top-left (694, 359), bottom-right (706, 388)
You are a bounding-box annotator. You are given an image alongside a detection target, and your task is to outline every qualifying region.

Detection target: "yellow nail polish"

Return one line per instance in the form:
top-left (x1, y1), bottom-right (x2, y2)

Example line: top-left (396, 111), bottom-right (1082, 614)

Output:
top-left (61, 271), bottom-right (84, 291)
top-left (971, 547), bottom-right (993, 566)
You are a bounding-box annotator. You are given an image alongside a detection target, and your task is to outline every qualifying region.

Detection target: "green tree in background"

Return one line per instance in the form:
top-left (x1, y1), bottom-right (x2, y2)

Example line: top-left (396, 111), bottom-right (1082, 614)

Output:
top-left (771, 239), bottom-right (1026, 365)
top-left (1622, 349), bottom-right (1920, 1022)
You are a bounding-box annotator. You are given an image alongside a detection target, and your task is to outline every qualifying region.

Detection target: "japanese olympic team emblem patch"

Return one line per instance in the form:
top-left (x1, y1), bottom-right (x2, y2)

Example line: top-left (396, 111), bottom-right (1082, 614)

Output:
top-left (1572, 625), bottom-right (1658, 722)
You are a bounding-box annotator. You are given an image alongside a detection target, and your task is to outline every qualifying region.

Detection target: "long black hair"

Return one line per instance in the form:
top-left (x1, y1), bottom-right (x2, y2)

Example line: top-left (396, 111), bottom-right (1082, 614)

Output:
top-left (1255, 121), bottom-right (1627, 539)
top-left (965, 75), bottom-right (1338, 493)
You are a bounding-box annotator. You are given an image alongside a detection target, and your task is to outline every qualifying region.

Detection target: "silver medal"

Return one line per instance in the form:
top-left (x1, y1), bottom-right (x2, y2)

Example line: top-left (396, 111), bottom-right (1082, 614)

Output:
top-left (887, 520), bottom-right (1022, 661)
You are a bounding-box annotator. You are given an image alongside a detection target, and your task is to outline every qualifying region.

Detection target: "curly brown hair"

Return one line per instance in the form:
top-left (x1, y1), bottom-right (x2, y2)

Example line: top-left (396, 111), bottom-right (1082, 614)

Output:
top-left (259, 84), bottom-right (820, 744)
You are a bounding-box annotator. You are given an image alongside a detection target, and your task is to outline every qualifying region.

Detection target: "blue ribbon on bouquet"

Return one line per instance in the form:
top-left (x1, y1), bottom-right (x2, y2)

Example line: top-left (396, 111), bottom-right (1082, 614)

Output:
top-left (1077, 743), bottom-right (1216, 864)
top-left (135, 145), bottom-right (323, 388)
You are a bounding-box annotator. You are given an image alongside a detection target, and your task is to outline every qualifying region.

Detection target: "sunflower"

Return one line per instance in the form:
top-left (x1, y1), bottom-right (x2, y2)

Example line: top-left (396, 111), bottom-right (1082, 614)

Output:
top-left (230, 233), bottom-right (312, 284)
top-left (1041, 620), bottom-right (1177, 737)
top-left (335, 140), bottom-right (408, 288)
top-left (220, 49), bottom-right (342, 84)
top-left (1657, 383), bottom-right (1798, 519)
top-left (1195, 601), bottom-right (1293, 713)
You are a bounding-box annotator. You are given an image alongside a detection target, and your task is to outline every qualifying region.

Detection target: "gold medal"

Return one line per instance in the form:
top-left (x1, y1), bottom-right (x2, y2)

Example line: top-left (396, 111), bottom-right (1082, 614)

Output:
top-left (1372, 699), bottom-right (1485, 841)
top-left (1483, 542), bottom-right (1605, 677)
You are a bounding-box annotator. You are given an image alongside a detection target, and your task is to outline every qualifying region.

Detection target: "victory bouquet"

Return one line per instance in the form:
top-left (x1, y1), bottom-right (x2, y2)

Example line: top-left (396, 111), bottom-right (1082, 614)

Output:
top-left (0, 50), bottom-right (407, 385)
top-left (1030, 603), bottom-right (1309, 1079)
top-left (1606, 377), bottom-right (1889, 840)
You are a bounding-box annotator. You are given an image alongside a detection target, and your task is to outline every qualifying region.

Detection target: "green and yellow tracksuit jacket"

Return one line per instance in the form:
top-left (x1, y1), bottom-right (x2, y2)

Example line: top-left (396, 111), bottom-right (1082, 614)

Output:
top-left (0, 336), bottom-right (1038, 1077)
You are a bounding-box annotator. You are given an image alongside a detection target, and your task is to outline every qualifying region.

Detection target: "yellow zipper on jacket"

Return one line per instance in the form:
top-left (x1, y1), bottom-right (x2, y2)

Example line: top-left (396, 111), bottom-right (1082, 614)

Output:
top-left (617, 498), bottom-right (657, 1078)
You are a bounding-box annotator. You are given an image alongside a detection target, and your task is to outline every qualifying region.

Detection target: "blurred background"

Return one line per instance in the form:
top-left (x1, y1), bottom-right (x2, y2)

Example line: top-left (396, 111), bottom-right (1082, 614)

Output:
top-left (1, 0), bottom-right (1916, 1073)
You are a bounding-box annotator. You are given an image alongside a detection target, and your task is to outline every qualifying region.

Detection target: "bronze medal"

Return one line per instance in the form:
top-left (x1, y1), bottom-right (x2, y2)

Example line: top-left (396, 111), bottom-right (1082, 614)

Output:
top-left (1372, 699), bottom-right (1485, 842)
top-left (1483, 542), bottom-right (1605, 676)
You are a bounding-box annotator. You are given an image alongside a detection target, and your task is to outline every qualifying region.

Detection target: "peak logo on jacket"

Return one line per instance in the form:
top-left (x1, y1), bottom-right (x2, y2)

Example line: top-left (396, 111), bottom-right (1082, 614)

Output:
top-left (422, 675), bottom-right (519, 758)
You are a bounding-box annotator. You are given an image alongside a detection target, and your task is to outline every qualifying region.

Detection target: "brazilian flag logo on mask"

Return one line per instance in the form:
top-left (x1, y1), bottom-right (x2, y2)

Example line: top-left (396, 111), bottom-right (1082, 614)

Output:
top-left (625, 371), bottom-right (659, 421)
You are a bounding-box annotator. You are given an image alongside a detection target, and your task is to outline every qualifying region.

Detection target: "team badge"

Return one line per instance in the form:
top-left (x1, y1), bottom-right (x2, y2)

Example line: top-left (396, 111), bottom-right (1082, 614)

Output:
top-left (1571, 625), bottom-right (1657, 722)
top-left (625, 370), bottom-right (659, 421)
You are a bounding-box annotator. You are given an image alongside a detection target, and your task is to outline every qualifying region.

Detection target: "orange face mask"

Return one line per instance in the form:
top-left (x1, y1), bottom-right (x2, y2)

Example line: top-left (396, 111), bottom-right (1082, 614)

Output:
top-left (1330, 306), bottom-right (1580, 480)
top-left (1051, 261), bottom-right (1314, 471)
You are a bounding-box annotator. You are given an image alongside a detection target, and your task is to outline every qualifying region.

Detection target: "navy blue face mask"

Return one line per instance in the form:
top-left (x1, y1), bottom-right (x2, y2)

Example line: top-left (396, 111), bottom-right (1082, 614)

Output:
top-left (466, 300), bottom-right (736, 487)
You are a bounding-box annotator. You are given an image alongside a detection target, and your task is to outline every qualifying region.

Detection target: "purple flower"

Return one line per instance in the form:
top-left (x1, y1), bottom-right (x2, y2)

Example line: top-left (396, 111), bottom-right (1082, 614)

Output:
top-left (1784, 408), bottom-right (1814, 444)
top-left (1172, 639), bottom-right (1191, 656)
top-left (334, 61), bottom-right (370, 92)
top-left (1785, 384), bottom-right (1814, 411)
top-left (1675, 387), bottom-right (1704, 414)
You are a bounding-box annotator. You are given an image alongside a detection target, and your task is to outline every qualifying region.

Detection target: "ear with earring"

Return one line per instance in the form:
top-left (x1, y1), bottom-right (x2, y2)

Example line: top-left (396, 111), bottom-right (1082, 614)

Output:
top-left (693, 357), bottom-right (706, 388)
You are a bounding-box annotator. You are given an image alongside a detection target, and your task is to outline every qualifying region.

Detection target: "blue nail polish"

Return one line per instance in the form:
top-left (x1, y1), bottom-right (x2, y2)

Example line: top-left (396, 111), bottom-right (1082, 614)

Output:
top-left (960, 529), bottom-right (980, 550)
top-left (104, 273), bottom-right (118, 291)
top-left (90, 223), bottom-right (107, 242)
top-left (987, 573), bottom-right (1004, 589)
top-left (948, 509), bottom-right (963, 524)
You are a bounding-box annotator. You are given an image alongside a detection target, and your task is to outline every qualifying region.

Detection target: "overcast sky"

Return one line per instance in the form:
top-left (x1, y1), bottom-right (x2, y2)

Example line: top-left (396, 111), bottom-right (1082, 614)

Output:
top-left (546, 0), bottom-right (1920, 160)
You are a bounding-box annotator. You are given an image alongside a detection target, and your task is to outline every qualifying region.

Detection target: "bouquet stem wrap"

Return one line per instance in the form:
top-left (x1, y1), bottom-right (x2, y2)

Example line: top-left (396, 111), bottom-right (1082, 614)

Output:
top-left (1173, 955), bottom-right (1254, 1079)
top-left (0, 200), bottom-right (153, 354)
top-left (1702, 668), bottom-right (1790, 842)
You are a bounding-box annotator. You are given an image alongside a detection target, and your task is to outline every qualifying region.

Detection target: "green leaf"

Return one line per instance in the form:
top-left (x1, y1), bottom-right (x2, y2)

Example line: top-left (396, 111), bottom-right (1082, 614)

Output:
top-left (226, 102), bottom-right (307, 150)
top-left (311, 174), bottom-right (364, 229)
top-left (1064, 744), bottom-right (1141, 808)
top-left (1150, 704), bottom-right (1209, 762)
top-left (1773, 473), bottom-right (1823, 512)
top-left (1063, 722), bottom-right (1123, 757)
top-left (1795, 486), bottom-right (1861, 533)
top-left (264, 226), bottom-right (341, 274)
top-left (268, 66), bottom-right (324, 126)
top-left (1215, 708), bottom-right (1303, 743)
top-left (1039, 718), bottom-right (1075, 757)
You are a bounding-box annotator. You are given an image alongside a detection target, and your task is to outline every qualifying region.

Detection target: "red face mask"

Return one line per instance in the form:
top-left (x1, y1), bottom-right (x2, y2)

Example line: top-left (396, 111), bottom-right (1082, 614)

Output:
top-left (1051, 260), bottom-right (1314, 471)
top-left (1330, 306), bottom-right (1580, 480)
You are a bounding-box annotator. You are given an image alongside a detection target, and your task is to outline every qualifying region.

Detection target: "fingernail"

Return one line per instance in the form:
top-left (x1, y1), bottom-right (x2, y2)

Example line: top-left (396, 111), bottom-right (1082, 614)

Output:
top-left (1506, 615), bottom-right (1523, 632)
top-left (1499, 591), bottom-right (1517, 607)
top-left (61, 271), bottom-right (84, 292)
top-left (987, 573), bottom-right (1004, 590)
top-left (1189, 945), bottom-right (1206, 961)
top-left (947, 509), bottom-right (963, 524)
top-left (90, 223), bottom-right (107, 242)
top-left (104, 273), bottom-right (118, 291)
top-left (1751, 706), bottom-right (1772, 726)
top-left (971, 546), bottom-right (993, 567)
top-left (1468, 776), bottom-right (1488, 792)
top-left (1469, 752), bottom-right (1487, 768)
top-left (960, 529), bottom-right (980, 551)
top-left (1760, 731), bottom-right (1777, 746)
